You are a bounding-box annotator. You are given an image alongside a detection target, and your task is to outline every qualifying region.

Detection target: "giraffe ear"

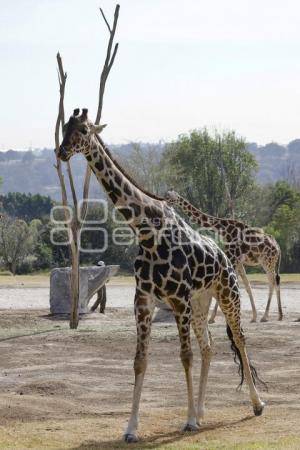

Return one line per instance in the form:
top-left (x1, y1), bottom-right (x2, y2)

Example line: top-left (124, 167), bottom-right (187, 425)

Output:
top-left (165, 189), bottom-right (177, 201)
top-left (90, 123), bottom-right (107, 134)
top-left (81, 108), bottom-right (88, 118)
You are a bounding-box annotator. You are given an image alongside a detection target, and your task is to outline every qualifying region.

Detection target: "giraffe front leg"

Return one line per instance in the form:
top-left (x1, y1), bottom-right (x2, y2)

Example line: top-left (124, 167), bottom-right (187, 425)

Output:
top-left (238, 264), bottom-right (257, 323)
top-left (191, 292), bottom-right (213, 422)
top-left (261, 272), bottom-right (275, 322)
top-left (170, 297), bottom-right (199, 432)
top-left (124, 290), bottom-right (154, 443)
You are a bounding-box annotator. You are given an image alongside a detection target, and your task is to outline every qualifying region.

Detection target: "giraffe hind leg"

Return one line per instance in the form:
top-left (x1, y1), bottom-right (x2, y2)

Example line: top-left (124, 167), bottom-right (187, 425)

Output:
top-left (217, 284), bottom-right (265, 416)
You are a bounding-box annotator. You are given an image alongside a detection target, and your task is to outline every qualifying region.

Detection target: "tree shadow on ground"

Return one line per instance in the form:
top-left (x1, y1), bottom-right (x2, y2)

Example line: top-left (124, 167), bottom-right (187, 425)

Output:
top-left (70, 415), bottom-right (254, 450)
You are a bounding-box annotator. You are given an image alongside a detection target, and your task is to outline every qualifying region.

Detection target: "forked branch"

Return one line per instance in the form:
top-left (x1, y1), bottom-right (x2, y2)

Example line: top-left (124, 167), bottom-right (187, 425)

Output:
top-left (54, 4), bottom-right (120, 329)
top-left (95, 4), bottom-right (120, 125)
top-left (81, 3), bottom-right (120, 221)
top-left (55, 53), bottom-right (79, 231)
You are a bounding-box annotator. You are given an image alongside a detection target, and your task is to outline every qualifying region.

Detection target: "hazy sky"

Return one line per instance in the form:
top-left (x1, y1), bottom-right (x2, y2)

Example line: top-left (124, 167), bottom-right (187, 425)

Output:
top-left (1, 0), bottom-right (300, 149)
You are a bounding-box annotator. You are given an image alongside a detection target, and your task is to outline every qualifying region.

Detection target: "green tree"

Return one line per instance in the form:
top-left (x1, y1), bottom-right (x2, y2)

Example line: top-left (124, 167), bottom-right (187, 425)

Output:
top-left (262, 182), bottom-right (300, 271)
top-left (265, 204), bottom-right (300, 271)
top-left (121, 143), bottom-right (165, 196)
top-left (0, 216), bottom-right (35, 274)
top-left (266, 181), bottom-right (300, 222)
top-left (28, 219), bottom-right (53, 271)
top-left (0, 192), bottom-right (54, 222)
top-left (161, 129), bottom-right (257, 216)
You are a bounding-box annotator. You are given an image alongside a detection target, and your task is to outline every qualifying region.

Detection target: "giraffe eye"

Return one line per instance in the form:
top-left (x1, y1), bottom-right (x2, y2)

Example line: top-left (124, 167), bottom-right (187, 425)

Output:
top-left (81, 127), bottom-right (88, 135)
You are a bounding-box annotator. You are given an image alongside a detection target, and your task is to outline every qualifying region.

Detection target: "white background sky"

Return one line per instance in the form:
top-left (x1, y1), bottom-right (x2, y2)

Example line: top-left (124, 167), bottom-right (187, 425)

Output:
top-left (1, 0), bottom-right (300, 149)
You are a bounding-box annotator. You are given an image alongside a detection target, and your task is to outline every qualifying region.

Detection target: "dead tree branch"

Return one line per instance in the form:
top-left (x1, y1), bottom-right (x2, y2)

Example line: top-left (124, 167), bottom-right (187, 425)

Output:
top-left (80, 4), bottom-right (120, 221)
top-left (54, 5), bottom-right (120, 329)
top-left (95, 4), bottom-right (120, 125)
top-left (54, 54), bottom-right (71, 238)
top-left (54, 53), bottom-right (79, 329)
top-left (99, 7), bottom-right (111, 33)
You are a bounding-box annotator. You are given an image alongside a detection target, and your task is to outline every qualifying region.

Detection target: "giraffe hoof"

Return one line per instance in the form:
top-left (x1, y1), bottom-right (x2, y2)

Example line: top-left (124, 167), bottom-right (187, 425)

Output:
top-left (208, 319), bottom-right (215, 324)
top-left (260, 317), bottom-right (268, 323)
top-left (124, 433), bottom-right (138, 443)
top-left (183, 423), bottom-right (200, 432)
top-left (278, 316), bottom-right (283, 321)
top-left (253, 402), bottom-right (265, 416)
top-left (250, 318), bottom-right (257, 323)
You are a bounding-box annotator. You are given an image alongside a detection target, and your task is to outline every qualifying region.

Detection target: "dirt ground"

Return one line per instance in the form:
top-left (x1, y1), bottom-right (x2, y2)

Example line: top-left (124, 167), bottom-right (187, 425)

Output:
top-left (0, 303), bottom-right (299, 450)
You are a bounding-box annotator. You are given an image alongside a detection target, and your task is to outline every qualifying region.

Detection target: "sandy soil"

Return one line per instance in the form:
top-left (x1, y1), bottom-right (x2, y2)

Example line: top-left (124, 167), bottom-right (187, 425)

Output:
top-left (1, 284), bottom-right (300, 319)
top-left (0, 305), bottom-right (299, 450)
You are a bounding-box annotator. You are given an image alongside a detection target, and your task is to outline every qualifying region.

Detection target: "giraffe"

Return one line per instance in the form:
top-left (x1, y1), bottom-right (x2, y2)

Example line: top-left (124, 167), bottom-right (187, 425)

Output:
top-left (165, 190), bottom-right (282, 323)
top-left (58, 109), bottom-right (265, 443)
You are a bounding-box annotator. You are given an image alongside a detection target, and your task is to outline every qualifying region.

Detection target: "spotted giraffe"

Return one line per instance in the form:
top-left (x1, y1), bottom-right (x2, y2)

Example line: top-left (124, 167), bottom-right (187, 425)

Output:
top-left (165, 190), bottom-right (282, 323)
top-left (58, 109), bottom-right (265, 443)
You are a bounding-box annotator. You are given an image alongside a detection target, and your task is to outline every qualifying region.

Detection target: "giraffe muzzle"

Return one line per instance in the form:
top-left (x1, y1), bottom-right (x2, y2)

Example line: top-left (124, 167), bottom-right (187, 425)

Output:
top-left (58, 146), bottom-right (70, 161)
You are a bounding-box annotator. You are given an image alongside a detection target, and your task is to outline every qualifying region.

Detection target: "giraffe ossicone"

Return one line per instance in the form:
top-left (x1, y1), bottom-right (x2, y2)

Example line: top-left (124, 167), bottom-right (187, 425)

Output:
top-left (58, 110), bottom-right (265, 443)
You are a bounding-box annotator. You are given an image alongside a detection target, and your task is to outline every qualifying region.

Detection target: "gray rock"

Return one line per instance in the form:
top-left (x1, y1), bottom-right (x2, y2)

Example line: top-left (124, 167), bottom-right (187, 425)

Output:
top-left (49, 265), bottom-right (119, 314)
top-left (153, 302), bottom-right (174, 322)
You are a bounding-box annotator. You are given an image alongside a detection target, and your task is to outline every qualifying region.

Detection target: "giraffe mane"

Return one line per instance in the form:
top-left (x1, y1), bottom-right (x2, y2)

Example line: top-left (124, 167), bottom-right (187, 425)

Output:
top-left (172, 190), bottom-right (247, 227)
top-left (95, 134), bottom-right (165, 202)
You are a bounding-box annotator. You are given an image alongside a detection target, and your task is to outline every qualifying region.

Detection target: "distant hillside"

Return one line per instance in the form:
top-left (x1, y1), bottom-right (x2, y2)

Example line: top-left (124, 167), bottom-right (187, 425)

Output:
top-left (0, 145), bottom-right (141, 201)
top-left (246, 140), bottom-right (300, 184)
top-left (0, 140), bottom-right (299, 199)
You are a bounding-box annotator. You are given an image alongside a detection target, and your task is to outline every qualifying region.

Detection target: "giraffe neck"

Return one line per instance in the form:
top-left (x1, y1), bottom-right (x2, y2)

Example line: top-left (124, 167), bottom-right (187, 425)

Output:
top-left (175, 195), bottom-right (243, 242)
top-left (83, 135), bottom-right (166, 239)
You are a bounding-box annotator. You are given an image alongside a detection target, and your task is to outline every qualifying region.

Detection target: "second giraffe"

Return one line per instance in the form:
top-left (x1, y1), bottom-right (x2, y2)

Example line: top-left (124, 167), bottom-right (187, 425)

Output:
top-left (165, 190), bottom-right (282, 323)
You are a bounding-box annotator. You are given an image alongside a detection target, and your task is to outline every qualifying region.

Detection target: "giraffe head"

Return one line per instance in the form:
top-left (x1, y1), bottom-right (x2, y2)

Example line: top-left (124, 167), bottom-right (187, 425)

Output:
top-left (164, 189), bottom-right (181, 206)
top-left (58, 108), bottom-right (106, 161)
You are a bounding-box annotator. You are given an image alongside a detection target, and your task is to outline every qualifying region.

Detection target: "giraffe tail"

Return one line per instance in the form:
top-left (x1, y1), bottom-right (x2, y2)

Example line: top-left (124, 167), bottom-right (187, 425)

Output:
top-left (226, 324), bottom-right (268, 391)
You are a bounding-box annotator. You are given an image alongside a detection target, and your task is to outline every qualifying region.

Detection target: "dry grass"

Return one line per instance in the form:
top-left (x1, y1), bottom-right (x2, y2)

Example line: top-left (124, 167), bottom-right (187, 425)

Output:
top-left (1, 272), bottom-right (300, 289)
top-left (0, 415), bottom-right (300, 450)
top-left (247, 273), bottom-right (300, 284)
top-left (0, 273), bottom-right (135, 288)
top-left (0, 273), bottom-right (50, 287)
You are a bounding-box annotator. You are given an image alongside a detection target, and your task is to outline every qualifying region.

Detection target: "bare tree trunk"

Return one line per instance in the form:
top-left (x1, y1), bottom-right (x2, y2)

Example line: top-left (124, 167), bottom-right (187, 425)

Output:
top-left (8, 261), bottom-right (16, 276)
top-left (70, 242), bottom-right (80, 328)
top-left (54, 52), bottom-right (81, 328)
top-left (80, 4), bottom-right (120, 221)
top-left (54, 5), bottom-right (120, 329)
